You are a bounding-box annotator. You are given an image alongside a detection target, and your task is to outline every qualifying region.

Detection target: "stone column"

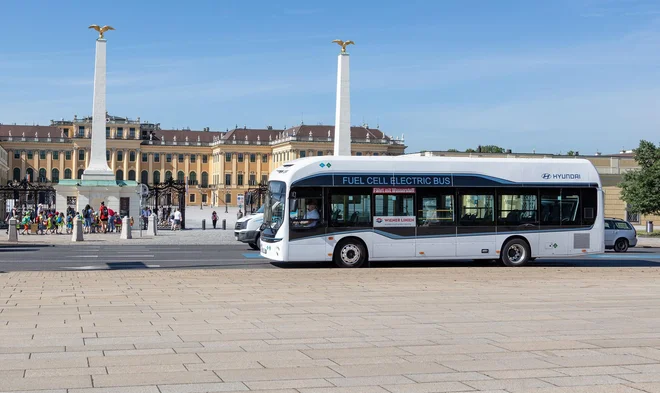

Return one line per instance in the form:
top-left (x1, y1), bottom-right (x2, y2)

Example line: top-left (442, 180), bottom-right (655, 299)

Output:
top-left (59, 150), bottom-right (65, 177)
top-left (21, 151), bottom-right (26, 179)
top-left (160, 152), bottom-right (165, 180)
top-left (135, 149), bottom-right (141, 179)
top-left (184, 154), bottom-right (190, 181)
top-left (257, 153), bottom-right (262, 182)
top-left (123, 150), bottom-right (128, 179)
top-left (85, 148), bottom-right (90, 169)
top-left (8, 218), bottom-right (18, 242)
top-left (83, 37), bottom-right (114, 180)
top-left (71, 148), bottom-right (78, 178)
top-left (148, 153), bottom-right (153, 184)
top-left (46, 151), bottom-right (52, 180)
top-left (334, 52), bottom-right (351, 156)
top-left (110, 148), bottom-right (116, 172)
top-left (219, 152), bottom-right (225, 183)
top-left (231, 153), bottom-right (237, 186)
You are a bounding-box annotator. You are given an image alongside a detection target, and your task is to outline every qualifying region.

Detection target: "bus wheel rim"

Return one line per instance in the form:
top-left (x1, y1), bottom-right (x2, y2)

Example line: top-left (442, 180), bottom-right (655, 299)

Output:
top-left (507, 244), bottom-right (525, 263)
top-left (341, 244), bottom-right (360, 265)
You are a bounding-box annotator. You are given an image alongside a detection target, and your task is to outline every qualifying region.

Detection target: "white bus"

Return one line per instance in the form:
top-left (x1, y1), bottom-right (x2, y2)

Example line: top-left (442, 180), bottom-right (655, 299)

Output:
top-left (260, 156), bottom-right (604, 267)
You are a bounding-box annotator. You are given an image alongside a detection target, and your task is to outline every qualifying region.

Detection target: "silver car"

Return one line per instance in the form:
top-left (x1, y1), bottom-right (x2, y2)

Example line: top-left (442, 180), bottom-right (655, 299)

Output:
top-left (604, 218), bottom-right (637, 252)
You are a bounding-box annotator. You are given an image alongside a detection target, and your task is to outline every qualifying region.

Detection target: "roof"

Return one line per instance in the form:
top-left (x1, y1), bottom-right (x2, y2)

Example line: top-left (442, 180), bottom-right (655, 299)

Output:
top-left (0, 125), bottom-right (60, 137)
top-left (270, 156), bottom-right (602, 188)
top-left (288, 125), bottom-right (388, 140)
top-left (223, 128), bottom-right (282, 142)
top-left (149, 129), bottom-right (222, 143)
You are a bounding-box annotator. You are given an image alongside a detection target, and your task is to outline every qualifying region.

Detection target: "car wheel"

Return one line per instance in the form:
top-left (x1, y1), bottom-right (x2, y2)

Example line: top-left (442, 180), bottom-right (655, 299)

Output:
top-left (614, 238), bottom-right (629, 252)
top-left (501, 238), bottom-right (531, 267)
top-left (334, 239), bottom-right (367, 268)
top-left (255, 234), bottom-right (261, 250)
top-left (248, 242), bottom-right (259, 250)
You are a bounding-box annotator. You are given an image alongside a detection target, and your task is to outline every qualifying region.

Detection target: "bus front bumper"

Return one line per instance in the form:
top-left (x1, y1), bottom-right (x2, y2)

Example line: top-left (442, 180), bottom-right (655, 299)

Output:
top-left (260, 239), bottom-right (285, 261)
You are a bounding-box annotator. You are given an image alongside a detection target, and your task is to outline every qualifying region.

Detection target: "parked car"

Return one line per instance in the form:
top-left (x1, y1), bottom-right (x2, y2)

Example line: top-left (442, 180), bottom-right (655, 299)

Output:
top-left (604, 218), bottom-right (637, 252)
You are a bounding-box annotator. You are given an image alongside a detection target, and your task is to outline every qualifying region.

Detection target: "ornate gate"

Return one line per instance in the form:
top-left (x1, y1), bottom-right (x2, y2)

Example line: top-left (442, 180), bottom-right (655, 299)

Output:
top-left (145, 179), bottom-right (186, 229)
top-left (0, 180), bottom-right (56, 218)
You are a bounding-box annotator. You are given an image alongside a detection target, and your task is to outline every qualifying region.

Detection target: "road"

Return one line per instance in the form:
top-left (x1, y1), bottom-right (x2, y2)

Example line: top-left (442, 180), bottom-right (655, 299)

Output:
top-left (1, 244), bottom-right (660, 271)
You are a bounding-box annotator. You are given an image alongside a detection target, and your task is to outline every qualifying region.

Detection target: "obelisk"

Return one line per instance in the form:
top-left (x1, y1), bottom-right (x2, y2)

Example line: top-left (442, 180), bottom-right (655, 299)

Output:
top-left (333, 40), bottom-right (354, 156)
top-left (83, 25), bottom-right (114, 181)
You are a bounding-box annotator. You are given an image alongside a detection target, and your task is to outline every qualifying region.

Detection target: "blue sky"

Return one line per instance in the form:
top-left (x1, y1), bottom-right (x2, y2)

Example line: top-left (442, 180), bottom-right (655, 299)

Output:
top-left (1, 0), bottom-right (659, 154)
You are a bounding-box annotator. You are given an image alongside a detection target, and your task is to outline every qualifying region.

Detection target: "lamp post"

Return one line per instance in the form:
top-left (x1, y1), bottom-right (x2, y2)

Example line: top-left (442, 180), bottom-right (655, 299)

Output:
top-left (224, 186), bottom-right (228, 213)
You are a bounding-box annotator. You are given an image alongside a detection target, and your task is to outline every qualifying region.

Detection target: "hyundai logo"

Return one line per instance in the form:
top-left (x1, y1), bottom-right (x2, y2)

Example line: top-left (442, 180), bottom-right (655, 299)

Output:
top-left (542, 173), bottom-right (551, 179)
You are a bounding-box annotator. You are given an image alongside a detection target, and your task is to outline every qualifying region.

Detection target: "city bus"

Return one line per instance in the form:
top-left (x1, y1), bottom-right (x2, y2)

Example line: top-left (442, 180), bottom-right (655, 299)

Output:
top-left (260, 156), bottom-right (604, 267)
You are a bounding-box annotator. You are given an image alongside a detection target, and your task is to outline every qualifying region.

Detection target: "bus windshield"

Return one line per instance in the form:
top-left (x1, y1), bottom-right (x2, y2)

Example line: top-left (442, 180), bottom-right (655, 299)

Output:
top-left (263, 181), bottom-right (286, 231)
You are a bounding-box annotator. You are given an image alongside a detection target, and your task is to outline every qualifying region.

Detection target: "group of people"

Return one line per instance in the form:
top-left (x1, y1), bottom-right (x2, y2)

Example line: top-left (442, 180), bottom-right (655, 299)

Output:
top-left (142, 206), bottom-right (183, 230)
top-left (79, 202), bottom-right (132, 234)
top-left (4, 202), bottom-right (139, 236)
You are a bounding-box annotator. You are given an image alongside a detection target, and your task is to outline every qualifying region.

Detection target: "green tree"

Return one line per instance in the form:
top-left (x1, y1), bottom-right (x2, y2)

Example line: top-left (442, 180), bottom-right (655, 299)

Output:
top-left (479, 145), bottom-right (506, 153)
top-left (567, 150), bottom-right (575, 156)
top-left (465, 148), bottom-right (477, 153)
top-left (447, 148), bottom-right (459, 152)
top-left (620, 140), bottom-right (660, 216)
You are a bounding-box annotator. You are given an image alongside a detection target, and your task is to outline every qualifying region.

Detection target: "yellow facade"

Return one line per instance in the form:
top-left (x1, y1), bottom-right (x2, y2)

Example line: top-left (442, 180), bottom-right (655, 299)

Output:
top-left (0, 118), bottom-right (405, 208)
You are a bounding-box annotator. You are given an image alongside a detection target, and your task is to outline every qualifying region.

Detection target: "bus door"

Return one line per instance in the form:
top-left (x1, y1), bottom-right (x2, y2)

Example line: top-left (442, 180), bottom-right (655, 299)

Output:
top-left (372, 189), bottom-right (416, 258)
top-left (416, 190), bottom-right (457, 257)
top-left (288, 187), bottom-right (326, 261)
top-left (456, 189), bottom-right (498, 258)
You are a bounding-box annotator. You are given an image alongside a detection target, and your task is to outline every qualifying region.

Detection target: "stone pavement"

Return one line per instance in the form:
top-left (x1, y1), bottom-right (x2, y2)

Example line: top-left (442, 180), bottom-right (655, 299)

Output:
top-left (1, 268), bottom-right (660, 392)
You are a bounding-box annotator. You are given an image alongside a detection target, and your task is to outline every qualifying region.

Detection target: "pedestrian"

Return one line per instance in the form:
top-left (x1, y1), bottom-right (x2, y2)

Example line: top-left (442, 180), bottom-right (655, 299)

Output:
top-left (83, 204), bottom-right (92, 233)
top-left (66, 213), bottom-right (73, 234)
top-left (108, 208), bottom-right (115, 233)
top-left (173, 208), bottom-right (182, 230)
top-left (212, 211), bottom-right (218, 229)
top-left (99, 202), bottom-right (109, 233)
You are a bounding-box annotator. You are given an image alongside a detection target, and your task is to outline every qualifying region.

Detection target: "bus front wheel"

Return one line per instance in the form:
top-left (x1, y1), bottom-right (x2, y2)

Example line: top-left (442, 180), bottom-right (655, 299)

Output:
top-left (501, 238), bottom-right (531, 267)
top-left (334, 239), bottom-right (367, 268)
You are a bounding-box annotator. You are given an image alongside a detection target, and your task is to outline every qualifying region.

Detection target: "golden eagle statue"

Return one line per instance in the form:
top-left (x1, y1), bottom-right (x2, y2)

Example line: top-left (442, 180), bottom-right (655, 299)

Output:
top-left (88, 25), bottom-right (115, 39)
top-left (332, 39), bottom-right (355, 53)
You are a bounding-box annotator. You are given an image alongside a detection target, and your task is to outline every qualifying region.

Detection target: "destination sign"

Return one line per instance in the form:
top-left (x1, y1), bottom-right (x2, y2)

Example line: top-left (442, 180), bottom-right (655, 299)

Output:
top-left (337, 175), bottom-right (452, 186)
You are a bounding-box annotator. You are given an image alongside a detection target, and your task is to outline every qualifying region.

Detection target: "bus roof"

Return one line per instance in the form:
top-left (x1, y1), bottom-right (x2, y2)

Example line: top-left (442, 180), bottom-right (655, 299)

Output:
top-left (269, 155), bottom-right (602, 188)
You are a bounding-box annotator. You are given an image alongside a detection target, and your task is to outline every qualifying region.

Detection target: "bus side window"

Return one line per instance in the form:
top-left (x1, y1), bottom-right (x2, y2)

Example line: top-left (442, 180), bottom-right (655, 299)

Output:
top-left (329, 191), bottom-right (371, 227)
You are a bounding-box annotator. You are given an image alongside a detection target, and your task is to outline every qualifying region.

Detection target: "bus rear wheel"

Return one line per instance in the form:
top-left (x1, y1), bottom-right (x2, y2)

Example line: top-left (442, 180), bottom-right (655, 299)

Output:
top-left (501, 239), bottom-right (531, 267)
top-left (334, 239), bottom-right (367, 268)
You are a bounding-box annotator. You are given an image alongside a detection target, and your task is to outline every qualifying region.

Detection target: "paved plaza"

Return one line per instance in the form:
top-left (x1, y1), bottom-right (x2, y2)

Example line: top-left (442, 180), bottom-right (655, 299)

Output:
top-left (1, 267), bottom-right (660, 392)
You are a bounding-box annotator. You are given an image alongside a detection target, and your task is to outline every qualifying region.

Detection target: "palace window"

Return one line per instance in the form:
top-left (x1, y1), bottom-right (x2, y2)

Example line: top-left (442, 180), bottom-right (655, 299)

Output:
top-left (202, 155), bottom-right (208, 163)
top-left (53, 151), bottom-right (59, 160)
top-left (66, 151), bottom-right (71, 160)
top-left (39, 150), bottom-right (46, 160)
top-left (166, 154), bottom-right (172, 163)
top-left (78, 149), bottom-right (84, 161)
top-left (154, 153), bottom-right (160, 162)
top-left (129, 151), bottom-right (136, 162)
top-left (250, 153), bottom-right (256, 162)
top-left (178, 154), bottom-right (184, 163)
top-left (117, 127), bottom-right (123, 138)
top-left (27, 151), bottom-right (33, 160)
top-left (225, 153), bottom-right (231, 162)
top-left (190, 154), bottom-right (196, 163)
top-left (129, 128), bottom-right (136, 138)
top-left (117, 151), bottom-right (123, 162)
top-left (238, 153), bottom-right (244, 162)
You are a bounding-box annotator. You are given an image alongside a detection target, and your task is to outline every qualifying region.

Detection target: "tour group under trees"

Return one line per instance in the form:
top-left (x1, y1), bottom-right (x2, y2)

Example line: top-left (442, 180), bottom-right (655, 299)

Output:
top-left (620, 140), bottom-right (660, 217)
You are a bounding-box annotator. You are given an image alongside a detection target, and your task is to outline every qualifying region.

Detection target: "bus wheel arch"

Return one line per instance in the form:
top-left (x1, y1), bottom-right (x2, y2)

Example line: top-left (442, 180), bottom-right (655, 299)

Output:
top-left (500, 236), bottom-right (532, 267)
top-left (333, 237), bottom-right (369, 268)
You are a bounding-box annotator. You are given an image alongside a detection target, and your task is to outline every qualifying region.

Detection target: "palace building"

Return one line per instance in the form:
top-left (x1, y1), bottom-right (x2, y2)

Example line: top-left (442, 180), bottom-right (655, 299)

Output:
top-left (0, 115), bottom-right (406, 208)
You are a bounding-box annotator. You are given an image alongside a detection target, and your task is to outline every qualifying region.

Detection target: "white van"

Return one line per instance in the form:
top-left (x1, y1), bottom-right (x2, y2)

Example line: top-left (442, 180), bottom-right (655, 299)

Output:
top-left (234, 205), bottom-right (264, 250)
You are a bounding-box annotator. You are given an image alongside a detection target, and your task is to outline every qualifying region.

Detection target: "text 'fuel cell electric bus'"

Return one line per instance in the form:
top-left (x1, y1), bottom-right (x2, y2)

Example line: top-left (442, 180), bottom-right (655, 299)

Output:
top-left (260, 156), bottom-right (604, 267)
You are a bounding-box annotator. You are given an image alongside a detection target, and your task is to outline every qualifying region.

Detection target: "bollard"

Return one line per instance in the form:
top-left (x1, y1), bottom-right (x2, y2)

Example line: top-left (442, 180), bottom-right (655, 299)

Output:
top-left (647, 221), bottom-right (654, 233)
top-left (71, 218), bottom-right (84, 242)
top-left (7, 218), bottom-right (18, 242)
top-left (146, 214), bottom-right (157, 236)
top-left (202, 219), bottom-right (206, 230)
top-left (222, 219), bottom-right (226, 230)
top-left (120, 216), bottom-right (132, 239)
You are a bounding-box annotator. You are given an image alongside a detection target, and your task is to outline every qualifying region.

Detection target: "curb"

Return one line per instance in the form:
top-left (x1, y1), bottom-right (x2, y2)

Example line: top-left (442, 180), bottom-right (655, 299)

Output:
top-left (0, 243), bottom-right (55, 249)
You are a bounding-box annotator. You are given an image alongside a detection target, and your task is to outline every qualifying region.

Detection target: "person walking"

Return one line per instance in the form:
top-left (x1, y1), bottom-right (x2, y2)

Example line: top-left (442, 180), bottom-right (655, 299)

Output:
top-left (83, 204), bottom-right (92, 233)
top-left (173, 208), bottom-right (182, 230)
top-left (212, 211), bottom-right (218, 229)
top-left (99, 202), bottom-right (109, 233)
top-left (108, 208), bottom-right (115, 233)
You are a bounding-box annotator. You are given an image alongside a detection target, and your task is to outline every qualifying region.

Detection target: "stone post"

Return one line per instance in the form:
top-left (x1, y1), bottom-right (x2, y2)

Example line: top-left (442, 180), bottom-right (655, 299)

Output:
top-left (120, 216), bottom-right (132, 239)
top-left (71, 218), bottom-right (84, 242)
top-left (146, 214), bottom-right (157, 236)
top-left (7, 218), bottom-right (18, 242)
